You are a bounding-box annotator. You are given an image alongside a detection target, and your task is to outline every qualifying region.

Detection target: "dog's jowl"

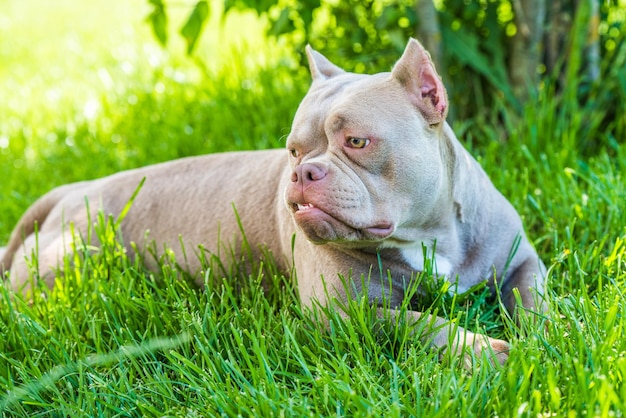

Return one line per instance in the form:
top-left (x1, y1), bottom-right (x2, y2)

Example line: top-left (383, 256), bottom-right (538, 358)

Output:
top-left (1, 38), bottom-right (545, 365)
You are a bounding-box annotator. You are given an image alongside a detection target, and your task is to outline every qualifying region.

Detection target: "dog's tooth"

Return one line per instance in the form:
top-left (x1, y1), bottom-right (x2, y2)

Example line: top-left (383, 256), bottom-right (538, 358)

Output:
top-left (296, 203), bottom-right (315, 211)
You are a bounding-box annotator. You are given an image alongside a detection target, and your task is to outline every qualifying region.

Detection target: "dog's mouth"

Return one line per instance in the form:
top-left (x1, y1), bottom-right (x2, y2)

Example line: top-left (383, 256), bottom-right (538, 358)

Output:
top-left (290, 201), bottom-right (394, 242)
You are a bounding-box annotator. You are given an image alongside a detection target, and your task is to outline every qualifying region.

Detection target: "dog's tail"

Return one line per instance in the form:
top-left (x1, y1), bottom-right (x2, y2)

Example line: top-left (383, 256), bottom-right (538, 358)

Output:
top-left (1, 182), bottom-right (86, 273)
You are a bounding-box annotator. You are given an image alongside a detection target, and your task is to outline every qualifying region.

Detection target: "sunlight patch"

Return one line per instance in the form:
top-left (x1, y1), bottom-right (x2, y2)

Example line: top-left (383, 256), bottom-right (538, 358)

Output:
top-left (83, 98), bottom-right (100, 120)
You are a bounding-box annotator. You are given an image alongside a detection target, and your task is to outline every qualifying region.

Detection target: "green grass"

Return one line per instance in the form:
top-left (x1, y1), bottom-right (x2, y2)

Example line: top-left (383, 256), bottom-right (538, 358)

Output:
top-left (2, 1), bottom-right (626, 416)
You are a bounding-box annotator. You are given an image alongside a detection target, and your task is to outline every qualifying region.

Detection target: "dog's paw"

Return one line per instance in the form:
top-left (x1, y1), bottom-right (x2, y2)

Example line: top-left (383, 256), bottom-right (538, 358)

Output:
top-left (448, 332), bottom-right (510, 370)
top-left (472, 334), bottom-right (510, 366)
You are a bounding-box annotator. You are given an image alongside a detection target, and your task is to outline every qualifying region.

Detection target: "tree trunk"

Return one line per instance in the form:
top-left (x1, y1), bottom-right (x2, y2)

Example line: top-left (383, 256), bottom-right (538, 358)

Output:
top-left (545, 0), bottom-right (568, 77)
top-left (414, 0), bottom-right (442, 72)
top-left (544, 0), bottom-right (600, 91)
top-left (584, 0), bottom-right (601, 82)
top-left (509, 0), bottom-right (546, 103)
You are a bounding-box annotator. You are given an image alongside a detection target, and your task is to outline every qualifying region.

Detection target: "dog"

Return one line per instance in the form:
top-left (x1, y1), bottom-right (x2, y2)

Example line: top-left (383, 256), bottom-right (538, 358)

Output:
top-left (1, 38), bottom-right (545, 365)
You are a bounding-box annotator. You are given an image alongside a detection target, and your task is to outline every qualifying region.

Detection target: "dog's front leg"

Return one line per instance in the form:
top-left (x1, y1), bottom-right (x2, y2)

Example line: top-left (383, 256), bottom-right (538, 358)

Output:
top-left (294, 267), bottom-right (509, 368)
top-left (384, 308), bottom-right (510, 368)
top-left (302, 289), bottom-right (510, 369)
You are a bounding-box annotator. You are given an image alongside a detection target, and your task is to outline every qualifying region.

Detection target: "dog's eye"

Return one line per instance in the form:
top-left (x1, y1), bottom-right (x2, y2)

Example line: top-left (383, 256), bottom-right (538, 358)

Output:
top-left (346, 137), bottom-right (370, 149)
top-left (289, 148), bottom-right (299, 158)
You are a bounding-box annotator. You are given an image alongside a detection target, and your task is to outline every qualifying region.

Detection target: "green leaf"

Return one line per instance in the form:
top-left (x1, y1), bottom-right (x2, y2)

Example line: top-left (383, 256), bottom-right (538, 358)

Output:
top-left (147, 1), bottom-right (167, 47)
top-left (442, 25), bottom-right (521, 111)
top-left (269, 7), bottom-right (295, 37)
top-left (298, 0), bottom-right (320, 31)
top-left (180, 1), bottom-right (210, 55)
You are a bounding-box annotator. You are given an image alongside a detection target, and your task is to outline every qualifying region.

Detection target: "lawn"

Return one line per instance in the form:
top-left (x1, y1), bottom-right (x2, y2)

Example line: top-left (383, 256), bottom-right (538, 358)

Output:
top-left (1, 1), bottom-right (626, 416)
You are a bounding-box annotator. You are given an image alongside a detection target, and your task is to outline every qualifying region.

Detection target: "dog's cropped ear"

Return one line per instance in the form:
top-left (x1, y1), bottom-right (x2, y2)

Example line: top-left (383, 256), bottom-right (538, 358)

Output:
top-left (306, 45), bottom-right (345, 81)
top-left (391, 38), bottom-right (448, 125)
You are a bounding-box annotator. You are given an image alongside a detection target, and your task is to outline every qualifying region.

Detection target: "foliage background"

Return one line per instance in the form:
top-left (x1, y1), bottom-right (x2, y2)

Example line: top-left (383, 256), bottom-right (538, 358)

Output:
top-left (156, 0), bottom-right (626, 134)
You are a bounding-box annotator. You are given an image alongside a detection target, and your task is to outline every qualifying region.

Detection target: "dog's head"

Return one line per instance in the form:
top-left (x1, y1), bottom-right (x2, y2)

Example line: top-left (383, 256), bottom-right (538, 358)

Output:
top-left (284, 39), bottom-right (453, 247)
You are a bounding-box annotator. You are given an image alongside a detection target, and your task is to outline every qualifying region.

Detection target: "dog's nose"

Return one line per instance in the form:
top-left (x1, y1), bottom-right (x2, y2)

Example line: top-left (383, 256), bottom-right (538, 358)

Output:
top-left (291, 163), bottom-right (327, 184)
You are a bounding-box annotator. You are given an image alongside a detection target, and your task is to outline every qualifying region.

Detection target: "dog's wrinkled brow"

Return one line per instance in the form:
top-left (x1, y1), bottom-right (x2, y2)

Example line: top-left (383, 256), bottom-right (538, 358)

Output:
top-left (329, 115), bottom-right (346, 134)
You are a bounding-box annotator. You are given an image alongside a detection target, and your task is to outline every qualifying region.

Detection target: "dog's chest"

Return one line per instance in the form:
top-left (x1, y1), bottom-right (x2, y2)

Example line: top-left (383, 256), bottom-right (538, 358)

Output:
top-left (395, 245), bottom-right (479, 294)
top-left (399, 245), bottom-right (453, 276)
top-left (374, 243), bottom-right (456, 282)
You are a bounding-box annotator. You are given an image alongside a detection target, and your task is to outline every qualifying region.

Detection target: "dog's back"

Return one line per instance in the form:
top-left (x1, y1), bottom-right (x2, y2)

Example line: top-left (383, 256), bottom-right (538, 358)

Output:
top-left (2, 149), bottom-right (292, 293)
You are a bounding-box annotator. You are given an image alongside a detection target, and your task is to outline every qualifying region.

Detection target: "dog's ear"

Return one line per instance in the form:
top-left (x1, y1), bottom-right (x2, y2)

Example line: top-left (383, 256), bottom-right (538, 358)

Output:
top-left (391, 38), bottom-right (448, 125)
top-left (305, 45), bottom-right (345, 81)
